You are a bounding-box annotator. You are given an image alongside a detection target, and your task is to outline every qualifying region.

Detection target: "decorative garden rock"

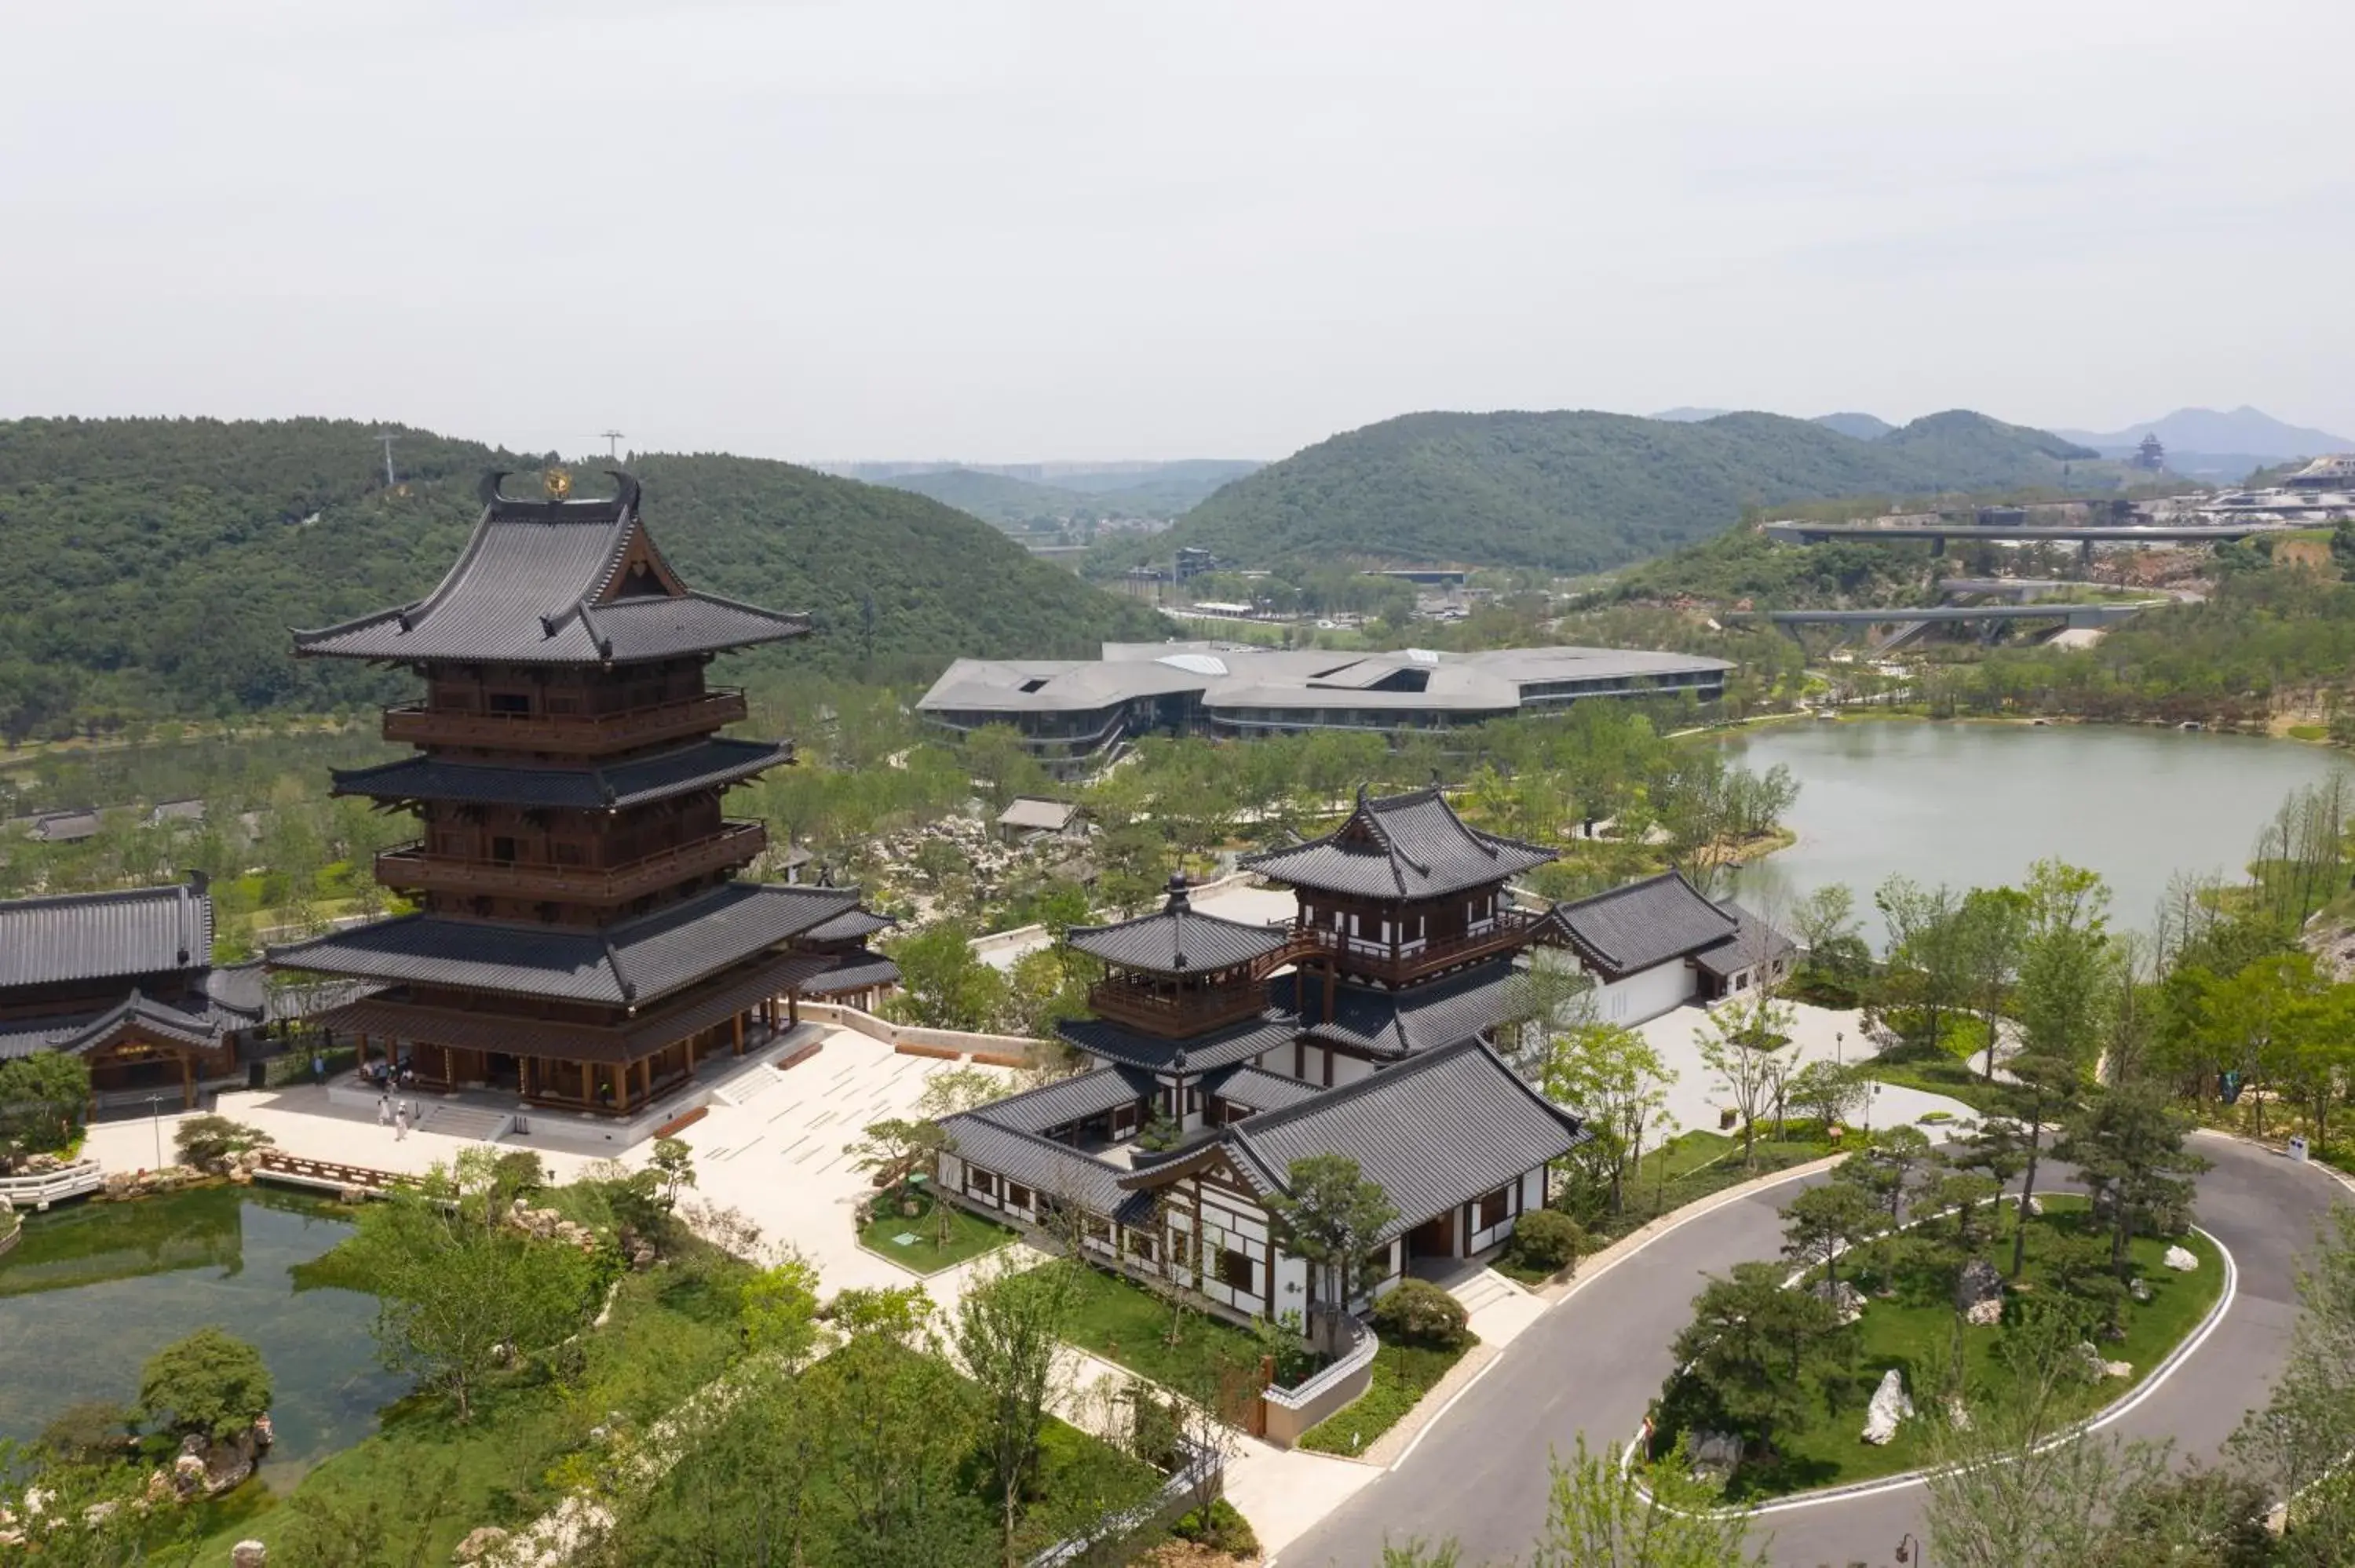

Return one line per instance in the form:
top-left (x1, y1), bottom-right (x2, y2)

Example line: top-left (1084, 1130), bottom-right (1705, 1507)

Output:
top-left (1811, 1279), bottom-right (1866, 1324)
top-left (2129, 1276), bottom-right (2153, 1304)
top-left (1964, 1296), bottom-right (2004, 1326)
top-left (232, 1542), bottom-right (268, 1567)
top-left (454, 1526), bottom-right (512, 1563)
top-left (2163, 1245), bottom-right (2200, 1272)
top-left (1955, 1258), bottom-right (2004, 1315)
top-left (1862, 1369), bottom-right (1913, 1444)
top-left (1686, 1431), bottom-right (1743, 1478)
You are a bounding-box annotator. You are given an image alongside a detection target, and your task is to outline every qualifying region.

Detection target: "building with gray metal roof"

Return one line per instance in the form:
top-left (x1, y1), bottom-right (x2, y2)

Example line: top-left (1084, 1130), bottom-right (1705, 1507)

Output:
top-left (918, 641), bottom-right (1731, 772)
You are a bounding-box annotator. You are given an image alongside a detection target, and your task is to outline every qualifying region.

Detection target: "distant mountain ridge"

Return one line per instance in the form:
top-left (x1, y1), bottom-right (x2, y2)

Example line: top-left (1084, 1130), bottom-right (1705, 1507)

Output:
top-left (1095, 407), bottom-right (2109, 574)
top-left (2051, 406), bottom-right (2353, 460)
top-left (0, 418), bottom-right (1168, 734)
top-left (823, 457), bottom-right (1261, 527)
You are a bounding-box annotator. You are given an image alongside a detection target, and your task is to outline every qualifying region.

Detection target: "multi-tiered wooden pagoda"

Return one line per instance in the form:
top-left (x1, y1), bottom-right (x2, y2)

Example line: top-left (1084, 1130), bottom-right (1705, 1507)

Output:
top-left (269, 469), bottom-right (866, 1114)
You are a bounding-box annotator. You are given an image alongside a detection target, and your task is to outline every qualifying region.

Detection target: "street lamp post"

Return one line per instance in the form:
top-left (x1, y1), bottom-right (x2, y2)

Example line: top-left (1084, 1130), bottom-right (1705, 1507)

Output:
top-left (148, 1094), bottom-right (162, 1169)
top-left (1895, 1533), bottom-right (1920, 1564)
top-left (1835, 1030), bottom-right (1845, 1068)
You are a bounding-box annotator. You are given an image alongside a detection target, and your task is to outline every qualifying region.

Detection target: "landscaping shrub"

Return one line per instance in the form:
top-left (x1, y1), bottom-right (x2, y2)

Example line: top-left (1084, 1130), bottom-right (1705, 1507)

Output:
top-left (1503, 1209), bottom-right (1585, 1275)
top-left (173, 1114), bottom-right (263, 1168)
top-left (1370, 1277), bottom-right (1470, 1350)
top-left (139, 1328), bottom-right (273, 1442)
top-left (1174, 1498), bottom-right (1260, 1556)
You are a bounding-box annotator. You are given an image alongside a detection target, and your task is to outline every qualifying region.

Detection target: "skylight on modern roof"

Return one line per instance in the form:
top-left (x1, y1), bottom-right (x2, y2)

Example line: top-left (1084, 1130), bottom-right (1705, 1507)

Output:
top-left (1404, 648), bottom-right (1440, 665)
top-left (1157, 654), bottom-right (1229, 676)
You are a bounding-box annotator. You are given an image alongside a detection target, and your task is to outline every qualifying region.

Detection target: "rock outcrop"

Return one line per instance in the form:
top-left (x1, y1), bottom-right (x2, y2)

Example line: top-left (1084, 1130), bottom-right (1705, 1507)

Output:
top-left (2163, 1245), bottom-right (2200, 1272)
top-left (1955, 1257), bottom-right (2004, 1322)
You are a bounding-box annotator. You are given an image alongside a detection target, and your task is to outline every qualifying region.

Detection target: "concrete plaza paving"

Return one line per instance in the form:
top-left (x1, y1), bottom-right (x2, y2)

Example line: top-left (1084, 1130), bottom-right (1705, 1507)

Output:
top-left (1635, 997), bottom-right (1978, 1140)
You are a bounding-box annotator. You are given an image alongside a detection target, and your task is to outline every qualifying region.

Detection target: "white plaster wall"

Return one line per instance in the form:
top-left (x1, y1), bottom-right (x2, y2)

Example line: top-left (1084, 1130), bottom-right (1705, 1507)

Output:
top-left (1595, 959), bottom-right (1697, 1025)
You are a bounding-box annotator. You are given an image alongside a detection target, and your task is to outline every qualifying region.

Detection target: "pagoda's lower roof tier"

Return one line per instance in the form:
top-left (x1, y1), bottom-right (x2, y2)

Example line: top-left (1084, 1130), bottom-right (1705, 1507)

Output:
top-left (266, 881), bottom-right (860, 1006)
top-left (330, 738), bottom-right (792, 811)
top-left (314, 949), bottom-right (835, 1066)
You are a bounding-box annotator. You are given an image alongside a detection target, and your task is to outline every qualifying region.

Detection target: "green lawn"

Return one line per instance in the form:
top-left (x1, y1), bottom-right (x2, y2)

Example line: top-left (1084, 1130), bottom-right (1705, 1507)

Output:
top-left (857, 1190), bottom-right (1017, 1275)
top-left (1677, 1197), bottom-right (2225, 1500)
top-left (1298, 1336), bottom-right (1473, 1457)
top-left (1033, 1258), bottom-right (1269, 1393)
top-left (1857, 1052), bottom-right (2012, 1117)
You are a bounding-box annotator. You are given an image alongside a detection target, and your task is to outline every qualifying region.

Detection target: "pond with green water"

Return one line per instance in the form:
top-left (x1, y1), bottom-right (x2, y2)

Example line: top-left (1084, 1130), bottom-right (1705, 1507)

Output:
top-left (0, 1186), bottom-right (404, 1487)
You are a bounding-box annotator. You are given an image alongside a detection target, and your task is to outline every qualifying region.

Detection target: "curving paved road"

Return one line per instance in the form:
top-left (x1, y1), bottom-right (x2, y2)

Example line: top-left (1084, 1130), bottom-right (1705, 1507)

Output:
top-left (1272, 1135), bottom-right (2346, 1568)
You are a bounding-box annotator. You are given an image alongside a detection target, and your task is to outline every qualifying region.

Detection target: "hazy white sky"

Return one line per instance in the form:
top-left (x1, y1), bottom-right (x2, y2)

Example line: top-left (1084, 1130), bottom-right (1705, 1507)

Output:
top-left (6, 0), bottom-right (2350, 462)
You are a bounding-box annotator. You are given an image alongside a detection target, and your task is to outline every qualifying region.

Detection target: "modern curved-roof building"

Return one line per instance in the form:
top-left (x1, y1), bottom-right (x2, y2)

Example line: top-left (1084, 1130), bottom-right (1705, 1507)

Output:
top-left (918, 641), bottom-right (1730, 771)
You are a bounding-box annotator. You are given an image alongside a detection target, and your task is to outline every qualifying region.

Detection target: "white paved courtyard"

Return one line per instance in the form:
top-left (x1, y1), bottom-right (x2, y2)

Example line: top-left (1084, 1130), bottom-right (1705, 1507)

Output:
top-left (1634, 997), bottom-right (1979, 1142)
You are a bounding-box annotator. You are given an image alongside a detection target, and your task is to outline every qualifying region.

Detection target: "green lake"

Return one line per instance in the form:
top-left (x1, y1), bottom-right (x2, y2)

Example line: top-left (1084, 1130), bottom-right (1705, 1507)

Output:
top-left (1726, 720), bottom-right (2353, 939)
top-left (0, 1187), bottom-right (406, 1486)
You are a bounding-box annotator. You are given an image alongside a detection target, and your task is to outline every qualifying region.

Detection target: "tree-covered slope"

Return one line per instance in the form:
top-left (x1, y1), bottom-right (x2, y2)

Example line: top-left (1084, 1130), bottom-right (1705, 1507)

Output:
top-left (1101, 408), bottom-right (2109, 573)
top-left (0, 418), bottom-right (1167, 737)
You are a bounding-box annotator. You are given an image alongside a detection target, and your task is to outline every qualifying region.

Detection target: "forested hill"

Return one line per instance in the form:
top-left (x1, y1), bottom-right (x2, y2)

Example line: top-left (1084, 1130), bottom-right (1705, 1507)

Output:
top-left (0, 418), bottom-right (1167, 738)
top-left (1097, 408), bottom-right (2104, 573)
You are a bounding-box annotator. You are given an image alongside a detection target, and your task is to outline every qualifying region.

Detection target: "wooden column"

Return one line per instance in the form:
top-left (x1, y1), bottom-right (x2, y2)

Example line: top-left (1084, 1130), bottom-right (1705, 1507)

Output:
top-left (356, 1034), bottom-right (370, 1070)
top-left (181, 1051), bottom-right (195, 1109)
top-left (520, 1056), bottom-right (534, 1099)
top-left (787, 990), bottom-right (800, 1026)
top-left (732, 1012), bottom-right (746, 1056)
top-left (615, 1063), bottom-right (630, 1113)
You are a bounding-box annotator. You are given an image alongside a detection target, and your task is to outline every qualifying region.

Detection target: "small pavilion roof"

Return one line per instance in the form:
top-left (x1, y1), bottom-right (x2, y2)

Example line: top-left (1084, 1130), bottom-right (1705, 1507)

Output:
top-left (0, 991), bottom-right (236, 1062)
top-left (1057, 1008), bottom-right (1297, 1076)
top-left (1270, 956), bottom-right (1520, 1059)
top-left (1067, 875), bottom-right (1289, 976)
top-left (0, 880), bottom-right (214, 989)
top-left (1538, 871), bottom-right (1738, 979)
top-left (1241, 787), bottom-right (1554, 902)
top-left (292, 470), bottom-right (809, 665)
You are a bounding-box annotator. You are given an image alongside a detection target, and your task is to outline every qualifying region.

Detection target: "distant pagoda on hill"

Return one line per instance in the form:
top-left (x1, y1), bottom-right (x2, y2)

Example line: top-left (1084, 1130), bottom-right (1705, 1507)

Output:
top-left (268, 469), bottom-right (875, 1115)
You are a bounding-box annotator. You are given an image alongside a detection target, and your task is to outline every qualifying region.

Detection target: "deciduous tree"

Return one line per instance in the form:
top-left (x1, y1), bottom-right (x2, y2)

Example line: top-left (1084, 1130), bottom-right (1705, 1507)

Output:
top-left (1265, 1154), bottom-right (1399, 1355)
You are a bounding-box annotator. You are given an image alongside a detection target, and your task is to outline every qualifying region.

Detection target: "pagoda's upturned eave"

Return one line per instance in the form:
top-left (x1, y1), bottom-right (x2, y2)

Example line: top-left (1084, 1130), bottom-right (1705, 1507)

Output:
top-left (264, 883), bottom-right (863, 1008)
top-left (325, 738), bottom-right (795, 811)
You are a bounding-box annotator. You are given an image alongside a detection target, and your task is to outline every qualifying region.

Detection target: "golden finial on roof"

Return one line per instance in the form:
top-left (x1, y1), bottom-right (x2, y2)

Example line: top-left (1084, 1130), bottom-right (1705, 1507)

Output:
top-left (542, 465), bottom-right (573, 500)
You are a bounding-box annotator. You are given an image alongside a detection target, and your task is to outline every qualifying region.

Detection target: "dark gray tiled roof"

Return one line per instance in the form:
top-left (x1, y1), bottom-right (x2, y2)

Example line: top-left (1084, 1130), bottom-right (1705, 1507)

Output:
top-left (1272, 957), bottom-right (1519, 1059)
top-left (0, 882), bottom-right (213, 989)
top-left (795, 951), bottom-right (901, 996)
top-left (330, 738), bottom-right (791, 811)
top-left (1058, 1010), bottom-right (1296, 1075)
top-left (267, 882), bottom-right (859, 1005)
top-left (1068, 896), bottom-right (1287, 976)
top-left (933, 1116), bottom-right (1134, 1213)
top-left (963, 1066), bottom-right (1155, 1136)
top-left (1242, 788), bottom-right (1554, 901)
top-left (1691, 903), bottom-right (1798, 979)
top-left (293, 475), bottom-right (808, 665)
top-left (1541, 871), bottom-right (1738, 979)
top-left (1196, 1041), bottom-right (1586, 1241)
top-left (799, 906), bottom-right (894, 944)
top-left (1204, 1064), bottom-right (1323, 1113)
top-left (0, 991), bottom-right (236, 1061)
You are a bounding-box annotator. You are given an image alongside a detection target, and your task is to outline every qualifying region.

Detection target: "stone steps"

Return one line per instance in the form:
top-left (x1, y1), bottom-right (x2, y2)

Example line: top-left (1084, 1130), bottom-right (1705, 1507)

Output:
top-left (1447, 1267), bottom-right (1525, 1318)
top-left (416, 1103), bottom-right (513, 1143)
top-left (713, 1064), bottom-right (784, 1107)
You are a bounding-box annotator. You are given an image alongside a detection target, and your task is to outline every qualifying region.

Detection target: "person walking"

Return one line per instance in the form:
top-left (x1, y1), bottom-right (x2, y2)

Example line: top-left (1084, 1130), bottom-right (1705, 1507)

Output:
top-left (312, 1051), bottom-right (325, 1085)
top-left (393, 1099), bottom-right (409, 1142)
top-left (377, 1092), bottom-right (391, 1126)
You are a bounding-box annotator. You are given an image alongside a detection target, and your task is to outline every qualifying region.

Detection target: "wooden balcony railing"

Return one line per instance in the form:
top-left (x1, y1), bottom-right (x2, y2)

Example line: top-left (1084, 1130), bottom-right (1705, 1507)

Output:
top-left (1086, 975), bottom-right (1271, 1038)
top-left (376, 820), bottom-right (767, 904)
top-left (1283, 906), bottom-right (1543, 986)
top-left (382, 688), bottom-right (748, 754)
